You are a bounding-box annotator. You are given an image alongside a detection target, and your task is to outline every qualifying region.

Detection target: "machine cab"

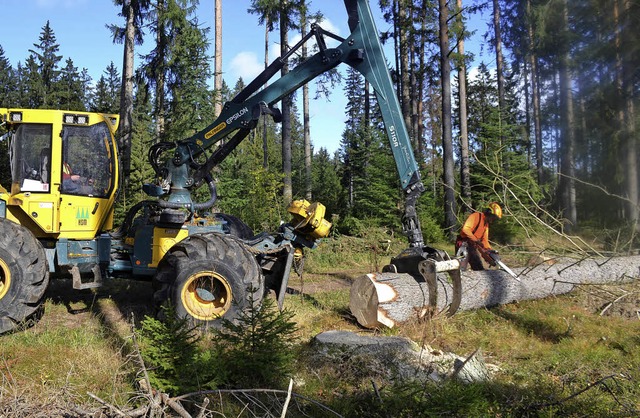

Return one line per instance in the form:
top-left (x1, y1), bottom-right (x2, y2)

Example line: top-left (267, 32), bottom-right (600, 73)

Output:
top-left (0, 109), bottom-right (120, 239)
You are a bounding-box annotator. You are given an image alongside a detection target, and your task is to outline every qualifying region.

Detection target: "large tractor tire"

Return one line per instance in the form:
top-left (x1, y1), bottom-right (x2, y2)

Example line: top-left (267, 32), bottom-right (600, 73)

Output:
top-left (0, 218), bottom-right (49, 334)
top-left (153, 233), bottom-right (264, 328)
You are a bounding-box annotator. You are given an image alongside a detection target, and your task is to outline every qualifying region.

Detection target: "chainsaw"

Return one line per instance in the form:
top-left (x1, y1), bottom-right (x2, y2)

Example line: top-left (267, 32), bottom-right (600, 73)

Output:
top-left (476, 244), bottom-right (521, 282)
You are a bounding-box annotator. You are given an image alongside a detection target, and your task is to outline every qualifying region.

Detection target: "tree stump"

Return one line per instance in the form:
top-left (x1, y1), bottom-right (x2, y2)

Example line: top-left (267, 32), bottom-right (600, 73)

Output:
top-left (350, 255), bottom-right (640, 328)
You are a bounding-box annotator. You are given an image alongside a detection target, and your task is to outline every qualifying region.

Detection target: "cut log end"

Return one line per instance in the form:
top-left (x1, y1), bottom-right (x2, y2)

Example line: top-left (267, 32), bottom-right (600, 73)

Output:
top-left (350, 272), bottom-right (431, 329)
top-left (349, 273), bottom-right (382, 328)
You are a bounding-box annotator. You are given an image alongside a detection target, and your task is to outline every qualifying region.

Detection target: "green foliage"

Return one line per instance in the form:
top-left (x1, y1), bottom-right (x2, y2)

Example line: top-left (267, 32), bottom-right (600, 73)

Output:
top-left (57, 58), bottom-right (85, 111)
top-left (216, 125), bottom-right (286, 231)
top-left (113, 78), bottom-right (155, 224)
top-left (0, 46), bottom-right (18, 107)
top-left (213, 296), bottom-right (298, 389)
top-left (417, 191), bottom-right (447, 244)
top-left (335, 215), bottom-right (366, 237)
top-left (28, 21), bottom-right (62, 109)
top-left (0, 0), bottom-right (635, 243)
top-left (137, 292), bottom-right (298, 395)
top-left (344, 381), bottom-right (497, 418)
top-left (163, 12), bottom-right (213, 140)
top-left (91, 61), bottom-right (120, 113)
top-left (138, 307), bottom-right (217, 395)
top-left (311, 147), bottom-right (343, 217)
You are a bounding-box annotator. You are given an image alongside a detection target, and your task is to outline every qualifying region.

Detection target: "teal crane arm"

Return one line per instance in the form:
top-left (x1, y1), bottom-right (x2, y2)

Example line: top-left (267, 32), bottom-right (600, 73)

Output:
top-left (154, 0), bottom-right (425, 247)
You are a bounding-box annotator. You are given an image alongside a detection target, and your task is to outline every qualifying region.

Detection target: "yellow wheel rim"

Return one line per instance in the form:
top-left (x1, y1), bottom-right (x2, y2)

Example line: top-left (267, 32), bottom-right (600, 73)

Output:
top-left (0, 258), bottom-right (11, 301)
top-left (180, 271), bottom-right (232, 320)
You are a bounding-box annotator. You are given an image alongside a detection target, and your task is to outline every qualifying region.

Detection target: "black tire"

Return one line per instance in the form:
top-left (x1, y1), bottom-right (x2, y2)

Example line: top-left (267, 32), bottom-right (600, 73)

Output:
top-left (153, 232), bottom-right (263, 328)
top-left (0, 218), bottom-right (49, 334)
top-left (213, 213), bottom-right (254, 240)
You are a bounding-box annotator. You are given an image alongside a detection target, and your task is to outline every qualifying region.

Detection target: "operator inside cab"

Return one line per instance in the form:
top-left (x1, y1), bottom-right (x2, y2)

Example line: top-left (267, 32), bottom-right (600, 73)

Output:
top-left (455, 202), bottom-right (503, 271)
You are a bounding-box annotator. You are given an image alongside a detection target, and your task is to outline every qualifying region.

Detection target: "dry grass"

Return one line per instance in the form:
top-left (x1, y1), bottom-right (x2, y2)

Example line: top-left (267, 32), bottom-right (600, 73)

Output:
top-left (0, 279), bottom-right (149, 411)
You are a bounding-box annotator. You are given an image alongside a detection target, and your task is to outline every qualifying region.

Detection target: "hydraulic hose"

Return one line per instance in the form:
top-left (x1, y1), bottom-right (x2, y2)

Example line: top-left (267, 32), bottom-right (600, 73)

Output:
top-left (156, 174), bottom-right (218, 212)
top-left (109, 199), bottom-right (159, 239)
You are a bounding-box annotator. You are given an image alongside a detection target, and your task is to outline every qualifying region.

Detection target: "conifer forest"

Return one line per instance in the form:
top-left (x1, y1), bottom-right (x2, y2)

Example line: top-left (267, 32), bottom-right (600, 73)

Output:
top-left (0, 0), bottom-right (638, 246)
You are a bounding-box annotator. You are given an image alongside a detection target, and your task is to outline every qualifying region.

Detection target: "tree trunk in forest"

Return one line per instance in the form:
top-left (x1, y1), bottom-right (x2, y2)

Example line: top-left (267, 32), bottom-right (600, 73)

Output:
top-left (155, 0), bottom-right (166, 140)
top-left (616, 0), bottom-right (639, 230)
top-left (301, 9), bottom-right (312, 201)
top-left (492, 0), bottom-right (505, 150)
top-left (551, 73), bottom-right (560, 174)
top-left (558, 0), bottom-right (577, 231)
top-left (527, 0), bottom-right (543, 186)
top-left (214, 0), bottom-right (222, 117)
top-left (398, 1), bottom-right (413, 144)
top-left (118, 0), bottom-right (135, 179)
top-left (280, 3), bottom-right (292, 203)
top-left (262, 20), bottom-right (269, 169)
top-left (410, 48), bottom-right (419, 157)
top-left (439, 0), bottom-right (457, 239)
top-left (350, 256), bottom-right (640, 328)
top-left (392, 0), bottom-right (401, 104)
top-left (457, 0), bottom-right (471, 210)
top-left (417, 1), bottom-right (427, 167)
top-left (364, 80), bottom-right (370, 126)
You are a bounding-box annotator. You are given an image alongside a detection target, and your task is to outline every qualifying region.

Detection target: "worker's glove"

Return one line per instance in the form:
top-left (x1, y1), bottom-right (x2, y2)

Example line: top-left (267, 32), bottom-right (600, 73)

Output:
top-left (481, 249), bottom-right (497, 266)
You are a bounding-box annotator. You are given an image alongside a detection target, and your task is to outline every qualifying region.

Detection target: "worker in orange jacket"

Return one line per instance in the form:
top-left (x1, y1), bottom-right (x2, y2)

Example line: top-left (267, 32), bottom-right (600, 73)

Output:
top-left (455, 202), bottom-right (503, 270)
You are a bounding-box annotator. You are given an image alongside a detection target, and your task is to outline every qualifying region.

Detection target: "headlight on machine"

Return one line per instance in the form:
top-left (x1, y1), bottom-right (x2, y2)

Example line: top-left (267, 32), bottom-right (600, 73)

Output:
top-left (63, 113), bottom-right (89, 125)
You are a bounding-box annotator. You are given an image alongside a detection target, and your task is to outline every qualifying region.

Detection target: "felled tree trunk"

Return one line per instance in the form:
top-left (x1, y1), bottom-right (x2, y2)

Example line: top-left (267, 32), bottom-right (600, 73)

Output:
top-left (350, 255), bottom-right (640, 329)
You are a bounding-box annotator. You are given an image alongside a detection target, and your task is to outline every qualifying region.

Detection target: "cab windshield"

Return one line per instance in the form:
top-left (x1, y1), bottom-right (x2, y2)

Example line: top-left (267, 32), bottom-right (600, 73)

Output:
top-left (60, 123), bottom-right (115, 198)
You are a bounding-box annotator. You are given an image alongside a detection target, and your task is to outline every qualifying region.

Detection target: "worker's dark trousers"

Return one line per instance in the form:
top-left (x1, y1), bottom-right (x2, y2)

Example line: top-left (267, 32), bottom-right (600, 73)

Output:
top-left (455, 238), bottom-right (485, 271)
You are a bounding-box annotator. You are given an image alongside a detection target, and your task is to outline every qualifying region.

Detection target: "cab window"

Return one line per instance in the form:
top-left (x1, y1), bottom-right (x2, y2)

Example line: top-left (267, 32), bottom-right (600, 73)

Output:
top-left (10, 124), bottom-right (52, 193)
top-left (61, 123), bottom-right (114, 198)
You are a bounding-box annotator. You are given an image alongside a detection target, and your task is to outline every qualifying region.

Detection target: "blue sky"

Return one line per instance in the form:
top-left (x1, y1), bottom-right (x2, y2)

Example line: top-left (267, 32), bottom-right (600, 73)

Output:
top-left (1, 0), bottom-right (492, 154)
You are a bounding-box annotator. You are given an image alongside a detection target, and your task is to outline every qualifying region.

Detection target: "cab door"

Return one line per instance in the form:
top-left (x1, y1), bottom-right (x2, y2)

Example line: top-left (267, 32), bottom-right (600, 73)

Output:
top-left (58, 121), bottom-right (117, 238)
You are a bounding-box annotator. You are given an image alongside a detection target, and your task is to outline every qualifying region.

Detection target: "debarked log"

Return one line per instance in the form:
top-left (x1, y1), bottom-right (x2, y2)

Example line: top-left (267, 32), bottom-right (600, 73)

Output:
top-left (350, 255), bottom-right (640, 328)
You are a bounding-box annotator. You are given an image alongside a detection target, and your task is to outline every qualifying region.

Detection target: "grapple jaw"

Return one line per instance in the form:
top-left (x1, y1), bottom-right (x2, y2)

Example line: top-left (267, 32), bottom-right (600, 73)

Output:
top-left (383, 247), bottom-right (462, 316)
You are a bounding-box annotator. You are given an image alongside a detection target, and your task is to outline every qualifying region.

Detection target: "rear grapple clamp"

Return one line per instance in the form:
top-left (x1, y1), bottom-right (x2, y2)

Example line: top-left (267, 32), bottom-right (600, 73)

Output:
top-left (383, 247), bottom-right (462, 316)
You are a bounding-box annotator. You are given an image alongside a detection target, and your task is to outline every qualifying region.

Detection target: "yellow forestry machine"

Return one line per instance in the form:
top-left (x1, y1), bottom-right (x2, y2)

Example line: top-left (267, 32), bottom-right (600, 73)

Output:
top-left (0, 0), bottom-right (461, 334)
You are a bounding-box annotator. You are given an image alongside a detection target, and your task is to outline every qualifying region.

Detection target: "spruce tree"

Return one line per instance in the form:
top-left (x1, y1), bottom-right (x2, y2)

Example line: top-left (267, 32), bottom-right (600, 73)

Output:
top-left (311, 148), bottom-right (342, 218)
top-left (340, 67), bottom-right (367, 213)
top-left (0, 47), bottom-right (17, 107)
top-left (164, 15), bottom-right (213, 141)
top-left (58, 58), bottom-right (85, 111)
top-left (216, 78), bottom-right (284, 231)
top-left (29, 21), bottom-right (62, 109)
top-left (92, 76), bottom-right (113, 114)
top-left (0, 47), bottom-right (12, 186)
top-left (90, 62), bottom-right (121, 114)
top-left (22, 55), bottom-right (44, 108)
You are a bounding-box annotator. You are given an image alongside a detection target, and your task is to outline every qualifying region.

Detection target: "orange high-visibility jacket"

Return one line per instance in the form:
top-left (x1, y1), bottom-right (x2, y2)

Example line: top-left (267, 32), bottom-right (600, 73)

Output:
top-left (460, 212), bottom-right (491, 249)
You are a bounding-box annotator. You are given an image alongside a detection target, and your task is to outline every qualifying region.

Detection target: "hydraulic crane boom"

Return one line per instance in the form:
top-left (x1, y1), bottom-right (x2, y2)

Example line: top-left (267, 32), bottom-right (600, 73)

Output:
top-left (149, 0), bottom-right (426, 247)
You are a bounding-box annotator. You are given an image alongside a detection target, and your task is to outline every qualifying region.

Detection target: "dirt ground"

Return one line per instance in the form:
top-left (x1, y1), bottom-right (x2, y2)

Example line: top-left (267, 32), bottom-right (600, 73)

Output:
top-left (285, 270), bottom-right (360, 294)
top-left (38, 269), bottom-right (363, 336)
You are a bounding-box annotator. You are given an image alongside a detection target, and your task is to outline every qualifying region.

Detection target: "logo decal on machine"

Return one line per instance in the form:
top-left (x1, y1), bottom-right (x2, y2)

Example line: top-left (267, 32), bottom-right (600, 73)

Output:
top-left (226, 107), bottom-right (248, 125)
top-left (204, 122), bottom-right (226, 139)
top-left (389, 125), bottom-right (399, 148)
top-left (76, 207), bottom-right (89, 226)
